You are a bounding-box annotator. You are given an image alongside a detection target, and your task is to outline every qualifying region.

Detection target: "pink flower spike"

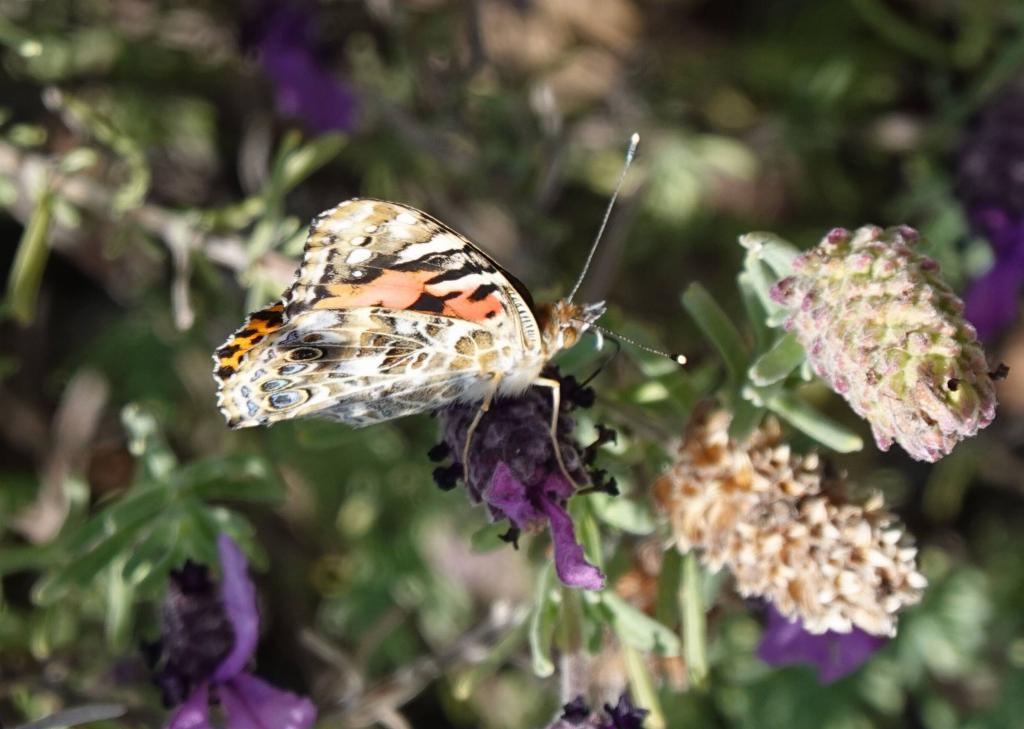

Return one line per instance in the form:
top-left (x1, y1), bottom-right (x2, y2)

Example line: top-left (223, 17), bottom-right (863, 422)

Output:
top-left (213, 535), bottom-right (260, 681)
top-left (220, 673), bottom-right (317, 729)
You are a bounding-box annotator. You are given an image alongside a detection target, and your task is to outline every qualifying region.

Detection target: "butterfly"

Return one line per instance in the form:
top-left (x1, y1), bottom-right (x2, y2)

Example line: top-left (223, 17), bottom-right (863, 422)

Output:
top-left (213, 198), bottom-right (607, 477)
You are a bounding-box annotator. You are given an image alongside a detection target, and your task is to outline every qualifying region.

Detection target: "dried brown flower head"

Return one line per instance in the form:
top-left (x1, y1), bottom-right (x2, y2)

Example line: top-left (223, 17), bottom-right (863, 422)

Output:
top-left (653, 410), bottom-right (926, 636)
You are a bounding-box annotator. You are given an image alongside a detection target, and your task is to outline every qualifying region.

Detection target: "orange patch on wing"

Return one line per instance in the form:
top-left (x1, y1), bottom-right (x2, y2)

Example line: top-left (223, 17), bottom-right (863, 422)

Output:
top-left (312, 270), bottom-right (503, 323)
top-left (215, 303), bottom-right (285, 378)
top-left (315, 270), bottom-right (435, 310)
top-left (435, 290), bottom-right (503, 322)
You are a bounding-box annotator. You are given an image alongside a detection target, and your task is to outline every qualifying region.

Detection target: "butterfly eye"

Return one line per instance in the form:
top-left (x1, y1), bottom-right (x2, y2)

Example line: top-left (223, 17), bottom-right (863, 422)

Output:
top-left (287, 347), bottom-right (323, 362)
top-left (267, 390), bottom-right (306, 409)
top-left (261, 379), bottom-right (289, 392)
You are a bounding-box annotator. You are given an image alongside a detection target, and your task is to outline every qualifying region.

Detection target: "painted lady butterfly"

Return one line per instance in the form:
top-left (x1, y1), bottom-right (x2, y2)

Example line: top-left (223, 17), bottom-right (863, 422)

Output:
top-left (213, 198), bottom-right (606, 448)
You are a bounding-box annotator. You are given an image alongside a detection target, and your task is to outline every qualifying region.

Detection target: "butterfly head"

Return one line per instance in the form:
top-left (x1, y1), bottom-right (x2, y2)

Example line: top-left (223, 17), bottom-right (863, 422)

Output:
top-left (541, 299), bottom-right (606, 354)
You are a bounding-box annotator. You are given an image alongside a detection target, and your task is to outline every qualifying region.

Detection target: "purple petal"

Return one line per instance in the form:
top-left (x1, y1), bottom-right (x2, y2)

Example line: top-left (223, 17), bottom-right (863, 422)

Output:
top-left (220, 673), bottom-right (317, 729)
top-left (540, 488), bottom-right (605, 590)
top-left (213, 535), bottom-right (260, 682)
top-left (484, 461), bottom-right (544, 527)
top-left (167, 683), bottom-right (214, 729)
top-left (757, 606), bottom-right (886, 684)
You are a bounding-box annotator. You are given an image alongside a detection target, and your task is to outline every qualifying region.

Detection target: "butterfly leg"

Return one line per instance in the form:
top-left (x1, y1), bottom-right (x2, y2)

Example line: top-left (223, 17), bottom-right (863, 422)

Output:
top-left (532, 376), bottom-right (585, 490)
top-left (462, 373), bottom-right (503, 484)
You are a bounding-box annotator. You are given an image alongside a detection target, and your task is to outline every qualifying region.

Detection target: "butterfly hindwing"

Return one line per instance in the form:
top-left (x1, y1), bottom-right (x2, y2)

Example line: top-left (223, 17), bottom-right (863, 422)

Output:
top-left (215, 306), bottom-right (519, 428)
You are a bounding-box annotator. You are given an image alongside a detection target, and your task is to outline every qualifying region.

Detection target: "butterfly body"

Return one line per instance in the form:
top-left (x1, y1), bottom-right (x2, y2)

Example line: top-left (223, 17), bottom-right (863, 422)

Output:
top-left (214, 198), bottom-right (604, 429)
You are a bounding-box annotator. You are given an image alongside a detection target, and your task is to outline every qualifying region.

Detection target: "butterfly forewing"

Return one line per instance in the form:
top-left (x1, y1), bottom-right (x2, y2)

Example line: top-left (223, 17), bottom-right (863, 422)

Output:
top-left (213, 198), bottom-right (550, 428)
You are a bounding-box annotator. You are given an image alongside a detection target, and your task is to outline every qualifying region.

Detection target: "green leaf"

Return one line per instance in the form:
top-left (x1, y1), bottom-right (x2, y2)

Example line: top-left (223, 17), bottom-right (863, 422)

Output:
top-left (681, 283), bottom-right (749, 386)
top-left (749, 332), bottom-right (806, 386)
top-left (62, 485), bottom-right (169, 554)
top-left (727, 398), bottom-right (764, 443)
top-left (738, 271), bottom-right (771, 352)
top-left (599, 591), bottom-right (681, 657)
top-left (763, 390), bottom-right (864, 453)
top-left (588, 492), bottom-right (655, 535)
top-left (280, 133), bottom-right (347, 191)
top-left (121, 404), bottom-right (177, 481)
top-left (121, 519), bottom-right (179, 587)
top-left (528, 566), bottom-right (559, 677)
top-left (469, 521), bottom-right (513, 554)
top-left (34, 508), bottom-right (157, 605)
top-left (738, 231), bottom-right (800, 277)
top-left (0, 543), bottom-right (55, 577)
top-left (176, 454), bottom-right (283, 503)
top-left (5, 188), bottom-right (53, 326)
top-left (12, 704), bottom-right (126, 729)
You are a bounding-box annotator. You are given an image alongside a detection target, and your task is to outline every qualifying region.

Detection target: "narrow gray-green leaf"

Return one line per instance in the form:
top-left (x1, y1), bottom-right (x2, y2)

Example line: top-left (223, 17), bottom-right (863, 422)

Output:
top-left (749, 331), bottom-right (806, 386)
top-left (599, 592), bottom-right (681, 657)
top-left (766, 391), bottom-right (864, 453)
top-left (588, 492), bottom-right (655, 536)
top-left (738, 231), bottom-right (800, 277)
top-left (13, 704), bottom-right (125, 729)
top-left (281, 133), bottom-right (347, 191)
top-left (528, 566), bottom-right (559, 677)
top-left (469, 521), bottom-right (512, 554)
top-left (5, 189), bottom-right (53, 326)
top-left (681, 283), bottom-right (748, 386)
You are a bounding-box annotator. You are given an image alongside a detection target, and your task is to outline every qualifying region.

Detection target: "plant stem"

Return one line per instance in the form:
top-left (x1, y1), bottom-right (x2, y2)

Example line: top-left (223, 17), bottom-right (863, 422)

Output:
top-left (680, 551), bottom-right (709, 689)
top-left (559, 584), bottom-right (588, 703)
top-left (622, 644), bottom-right (666, 729)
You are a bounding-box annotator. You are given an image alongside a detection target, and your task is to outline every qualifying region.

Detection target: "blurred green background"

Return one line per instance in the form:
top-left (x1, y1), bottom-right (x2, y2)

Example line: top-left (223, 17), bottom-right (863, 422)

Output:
top-left (1, 1), bottom-right (1023, 727)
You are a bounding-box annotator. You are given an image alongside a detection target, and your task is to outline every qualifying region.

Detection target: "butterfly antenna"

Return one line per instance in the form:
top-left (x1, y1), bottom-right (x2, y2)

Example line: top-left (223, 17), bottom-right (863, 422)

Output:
top-left (594, 324), bottom-right (687, 366)
top-left (566, 132), bottom-right (640, 305)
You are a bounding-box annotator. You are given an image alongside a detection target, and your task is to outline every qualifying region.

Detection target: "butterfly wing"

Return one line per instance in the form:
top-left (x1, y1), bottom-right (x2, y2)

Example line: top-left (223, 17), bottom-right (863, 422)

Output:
top-left (213, 199), bottom-right (546, 428)
top-left (283, 198), bottom-right (542, 350)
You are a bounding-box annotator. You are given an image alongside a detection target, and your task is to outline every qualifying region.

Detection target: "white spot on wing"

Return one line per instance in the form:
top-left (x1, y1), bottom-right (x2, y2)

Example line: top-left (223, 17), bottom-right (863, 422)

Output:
top-left (396, 212), bottom-right (418, 225)
top-left (346, 248), bottom-right (373, 264)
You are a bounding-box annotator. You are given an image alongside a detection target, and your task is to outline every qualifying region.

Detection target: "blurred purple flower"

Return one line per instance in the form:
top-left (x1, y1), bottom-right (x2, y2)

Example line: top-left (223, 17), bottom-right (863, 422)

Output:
top-left (146, 534), bottom-right (316, 729)
top-left (547, 694), bottom-right (648, 728)
top-left (253, 2), bottom-right (357, 132)
top-left (432, 370), bottom-right (615, 590)
top-left (962, 207), bottom-right (1024, 341)
top-left (757, 605), bottom-right (886, 684)
top-left (956, 81), bottom-right (1024, 340)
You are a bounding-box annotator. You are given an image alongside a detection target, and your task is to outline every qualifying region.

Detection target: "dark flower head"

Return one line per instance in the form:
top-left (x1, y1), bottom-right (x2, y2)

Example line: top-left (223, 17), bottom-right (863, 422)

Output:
top-left (250, 1), bottom-right (358, 132)
top-left (598, 694), bottom-right (648, 729)
top-left (955, 81), bottom-right (1024, 340)
top-left (546, 694), bottom-right (648, 729)
top-left (433, 369), bottom-right (607, 590)
top-left (149, 561), bottom-right (235, 705)
top-left (757, 605), bottom-right (886, 684)
top-left (146, 535), bottom-right (315, 729)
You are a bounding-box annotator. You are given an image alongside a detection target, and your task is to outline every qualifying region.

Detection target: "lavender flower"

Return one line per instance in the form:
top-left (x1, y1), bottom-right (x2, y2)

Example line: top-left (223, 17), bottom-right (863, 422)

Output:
top-left (547, 694), bottom-right (648, 729)
top-left (770, 225), bottom-right (997, 462)
top-left (954, 81), bottom-right (1024, 339)
top-left (757, 605), bottom-right (886, 684)
top-left (432, 370), bottom-right (611, 590)
top-left (252, 2), bottom-right (357, 132)
top-left (146, 535), bottom-right (316, 729)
